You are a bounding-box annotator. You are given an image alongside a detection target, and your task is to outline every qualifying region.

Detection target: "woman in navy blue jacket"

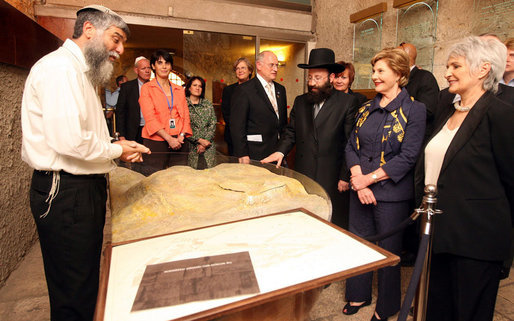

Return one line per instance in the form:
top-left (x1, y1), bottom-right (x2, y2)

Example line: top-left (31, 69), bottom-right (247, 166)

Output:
top-left (343, 48), bottom-right (426, 321)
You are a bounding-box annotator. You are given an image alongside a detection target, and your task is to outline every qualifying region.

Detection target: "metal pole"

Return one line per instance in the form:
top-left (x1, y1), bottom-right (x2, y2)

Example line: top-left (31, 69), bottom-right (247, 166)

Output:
top-left (112, 108), bottom-right (117, 134)
top-left (413, 184), bottom-right (442, 321)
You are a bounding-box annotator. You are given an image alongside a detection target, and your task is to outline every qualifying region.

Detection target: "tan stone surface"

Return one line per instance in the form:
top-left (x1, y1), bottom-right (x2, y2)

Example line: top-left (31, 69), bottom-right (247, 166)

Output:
top-left (313, 0), bottom-right (512, 88)
top-left (0, 244), bottom-right (49, 321)
top-left (0, 63), bottom-right (37, 287)
top-left (110, 164), bottom-right (330, 243)
top-left (496, 277), bottom-right (514, 317)
top-left (5, 0), bottom-right (35, 19)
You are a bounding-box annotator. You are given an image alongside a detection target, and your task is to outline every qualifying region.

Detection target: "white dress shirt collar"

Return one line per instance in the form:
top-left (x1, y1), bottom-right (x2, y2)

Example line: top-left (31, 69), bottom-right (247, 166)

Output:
top-left (256, 73), bottom-right (274, 90)
top-left (63, 39), bottom-right (88, 73)
top-left (500, 78), bottom-right (514, 87)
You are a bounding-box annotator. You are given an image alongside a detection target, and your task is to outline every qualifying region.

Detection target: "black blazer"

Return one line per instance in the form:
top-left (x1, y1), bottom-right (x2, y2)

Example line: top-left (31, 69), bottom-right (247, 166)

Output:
top-left (415, 91), bottom-right (514, 261)
top-left (278, 90), bottom-right (358, 188)
top-left (406, 66), bottom-right (439, 124)
top-left (348, 88), bottom-right (369, 107)
top-left (116, 79), bottom-right (142, 141)
top-left (230, 77), bottom-right (287, 160)
top-left (496, 83), bottom-right (514, 105)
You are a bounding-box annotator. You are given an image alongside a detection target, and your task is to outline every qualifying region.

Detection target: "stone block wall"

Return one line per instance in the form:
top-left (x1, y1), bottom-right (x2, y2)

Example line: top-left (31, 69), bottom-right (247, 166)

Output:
top-left (0, 63), bottom-right (36, 287)
top-left (312, 0), bottom-right (503, 89)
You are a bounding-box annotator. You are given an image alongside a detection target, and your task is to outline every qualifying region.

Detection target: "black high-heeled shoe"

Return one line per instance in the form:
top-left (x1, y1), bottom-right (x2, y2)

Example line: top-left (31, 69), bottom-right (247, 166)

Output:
top-left (342, 300), bottom-right (371, 315)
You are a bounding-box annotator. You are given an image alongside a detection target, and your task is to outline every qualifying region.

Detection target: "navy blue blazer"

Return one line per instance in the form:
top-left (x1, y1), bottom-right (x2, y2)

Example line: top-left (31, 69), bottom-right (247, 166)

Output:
top-left (346, 88), bottom-right (426, 201)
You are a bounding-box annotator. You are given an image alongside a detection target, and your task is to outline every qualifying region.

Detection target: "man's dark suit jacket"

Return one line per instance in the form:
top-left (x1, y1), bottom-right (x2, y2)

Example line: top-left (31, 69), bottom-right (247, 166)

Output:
top-left (221, 82), bottom-right (238, 155)
top-left (277, 90), bottom-right (358, 227)
top-left (406, 66), bottom-right (439, 127)
top-left (415, 91), bottom-right (514, 261)
top-left (117, 79), bottom-right (142, 141)
top-left (230, 77), bottom-right (287, 160)
top-left (497, 83), bottom-right (514, 105)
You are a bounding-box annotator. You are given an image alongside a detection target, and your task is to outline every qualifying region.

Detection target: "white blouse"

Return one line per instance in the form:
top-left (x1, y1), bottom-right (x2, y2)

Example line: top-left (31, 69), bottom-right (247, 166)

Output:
top-left (424, 121), bottom-right (459, 185)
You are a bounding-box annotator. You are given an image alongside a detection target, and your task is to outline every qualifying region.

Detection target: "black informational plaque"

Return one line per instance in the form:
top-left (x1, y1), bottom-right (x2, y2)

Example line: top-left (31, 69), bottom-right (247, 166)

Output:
top-left (131, 251), bottom-right (260, 312)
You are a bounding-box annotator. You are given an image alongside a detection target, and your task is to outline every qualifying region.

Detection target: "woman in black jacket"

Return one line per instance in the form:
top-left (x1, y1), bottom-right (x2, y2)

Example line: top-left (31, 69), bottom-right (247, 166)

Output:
top-left (415, 36), bottom-right (514, 321)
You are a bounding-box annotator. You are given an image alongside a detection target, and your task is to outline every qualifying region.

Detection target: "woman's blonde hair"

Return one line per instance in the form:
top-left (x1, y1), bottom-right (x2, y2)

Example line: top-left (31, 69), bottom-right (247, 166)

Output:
top-left (371, 48), bottom-right (411, 87)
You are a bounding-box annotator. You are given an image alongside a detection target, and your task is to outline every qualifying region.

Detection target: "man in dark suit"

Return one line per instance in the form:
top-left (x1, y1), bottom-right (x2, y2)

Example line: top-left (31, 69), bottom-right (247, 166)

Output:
top-left (230, 51), bottom-right (287, 163)
top-left (117, 56), bottom-right (151, 143)
top-left (398, 43), bottom-right (440, 124)
top-left (262, 48), bottom-right (358, 229)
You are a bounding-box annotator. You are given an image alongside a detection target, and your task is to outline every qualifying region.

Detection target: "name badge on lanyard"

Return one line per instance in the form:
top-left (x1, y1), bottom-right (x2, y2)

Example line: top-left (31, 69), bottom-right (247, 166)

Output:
top-left (156, 80), bottom-right (175, 129)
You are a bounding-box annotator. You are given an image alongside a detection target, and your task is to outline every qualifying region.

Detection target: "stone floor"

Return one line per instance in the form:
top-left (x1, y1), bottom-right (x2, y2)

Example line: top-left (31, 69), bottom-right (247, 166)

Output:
top-left (0, 241), bottom-right (512, 321)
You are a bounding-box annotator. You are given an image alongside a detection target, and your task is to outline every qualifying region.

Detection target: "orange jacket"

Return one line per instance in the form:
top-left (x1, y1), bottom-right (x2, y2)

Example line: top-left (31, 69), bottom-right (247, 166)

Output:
top-left (139, 79), bottom-right (192, 141)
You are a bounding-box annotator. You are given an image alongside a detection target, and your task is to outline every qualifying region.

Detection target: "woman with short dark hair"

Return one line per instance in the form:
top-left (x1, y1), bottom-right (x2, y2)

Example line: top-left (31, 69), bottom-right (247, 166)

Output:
top-left (139, 49), bottom-right (192, 169)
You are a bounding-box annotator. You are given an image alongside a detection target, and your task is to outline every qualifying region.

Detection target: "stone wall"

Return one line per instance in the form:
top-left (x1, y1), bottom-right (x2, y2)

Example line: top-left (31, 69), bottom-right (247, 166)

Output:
top-left (312, 0), bottom-right (508, 89)
top-left (0, 63), bottom-right (36, 287)
top-left (5, 0), bottom-right (33, 18)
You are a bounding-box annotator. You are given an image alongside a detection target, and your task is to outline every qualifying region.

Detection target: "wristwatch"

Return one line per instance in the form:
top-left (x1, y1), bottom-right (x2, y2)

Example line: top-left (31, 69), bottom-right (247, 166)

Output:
top-left (179, 133), bottom-right (185, 137)
top-left (371, 173), bottom-right (378, 183)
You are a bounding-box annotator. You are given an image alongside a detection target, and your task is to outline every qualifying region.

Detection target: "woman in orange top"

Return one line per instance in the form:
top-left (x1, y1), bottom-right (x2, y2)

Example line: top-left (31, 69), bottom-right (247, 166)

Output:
top-left (139, 49), bottom-right (192, 170)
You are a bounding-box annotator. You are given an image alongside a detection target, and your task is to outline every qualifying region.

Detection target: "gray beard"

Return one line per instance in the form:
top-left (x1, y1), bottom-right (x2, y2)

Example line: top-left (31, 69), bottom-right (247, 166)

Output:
top-left (84, 37), bottom-right (114, 87)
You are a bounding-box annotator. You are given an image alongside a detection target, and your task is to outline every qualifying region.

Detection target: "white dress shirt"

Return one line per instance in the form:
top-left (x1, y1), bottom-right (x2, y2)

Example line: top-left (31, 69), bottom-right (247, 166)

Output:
top-left (21, 39), bottom-right (123, 175)
top-left (499, 78), bottom-right (514, 87)
top-left (256, 73), bottom-right (279, 118)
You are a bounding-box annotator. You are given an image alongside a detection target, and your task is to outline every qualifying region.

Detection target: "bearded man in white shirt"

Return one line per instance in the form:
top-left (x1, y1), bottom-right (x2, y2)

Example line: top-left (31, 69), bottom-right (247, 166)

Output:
top-left (21, 5), bottom-right (149, 321)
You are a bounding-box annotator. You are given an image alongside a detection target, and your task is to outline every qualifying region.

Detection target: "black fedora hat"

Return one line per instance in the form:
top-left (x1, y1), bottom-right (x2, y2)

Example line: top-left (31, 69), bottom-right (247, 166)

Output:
top-left (298, 48), bottom-right (345, 73)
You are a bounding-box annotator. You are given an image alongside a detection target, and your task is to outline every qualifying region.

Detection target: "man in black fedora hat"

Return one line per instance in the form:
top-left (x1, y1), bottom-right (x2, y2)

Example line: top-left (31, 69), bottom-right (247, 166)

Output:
top-left (262, 48), bottom-right (358, 229)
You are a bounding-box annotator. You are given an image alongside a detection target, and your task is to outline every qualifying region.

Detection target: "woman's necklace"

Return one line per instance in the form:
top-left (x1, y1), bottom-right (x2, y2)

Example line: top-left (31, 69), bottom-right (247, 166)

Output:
top-left (454, 101), bottom-right (471, 112)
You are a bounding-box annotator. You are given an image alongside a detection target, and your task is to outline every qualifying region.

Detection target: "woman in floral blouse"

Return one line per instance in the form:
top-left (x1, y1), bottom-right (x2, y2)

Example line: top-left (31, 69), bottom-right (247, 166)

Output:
top-left (185, 76), bottom-right (217, 169)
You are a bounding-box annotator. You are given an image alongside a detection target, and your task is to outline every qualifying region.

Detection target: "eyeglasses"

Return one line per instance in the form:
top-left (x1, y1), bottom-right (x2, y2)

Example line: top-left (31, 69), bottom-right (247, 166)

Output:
top-left (307, 75), bottom-right (328, 83)
top-left (266, 63), bottom-right (279, 69)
